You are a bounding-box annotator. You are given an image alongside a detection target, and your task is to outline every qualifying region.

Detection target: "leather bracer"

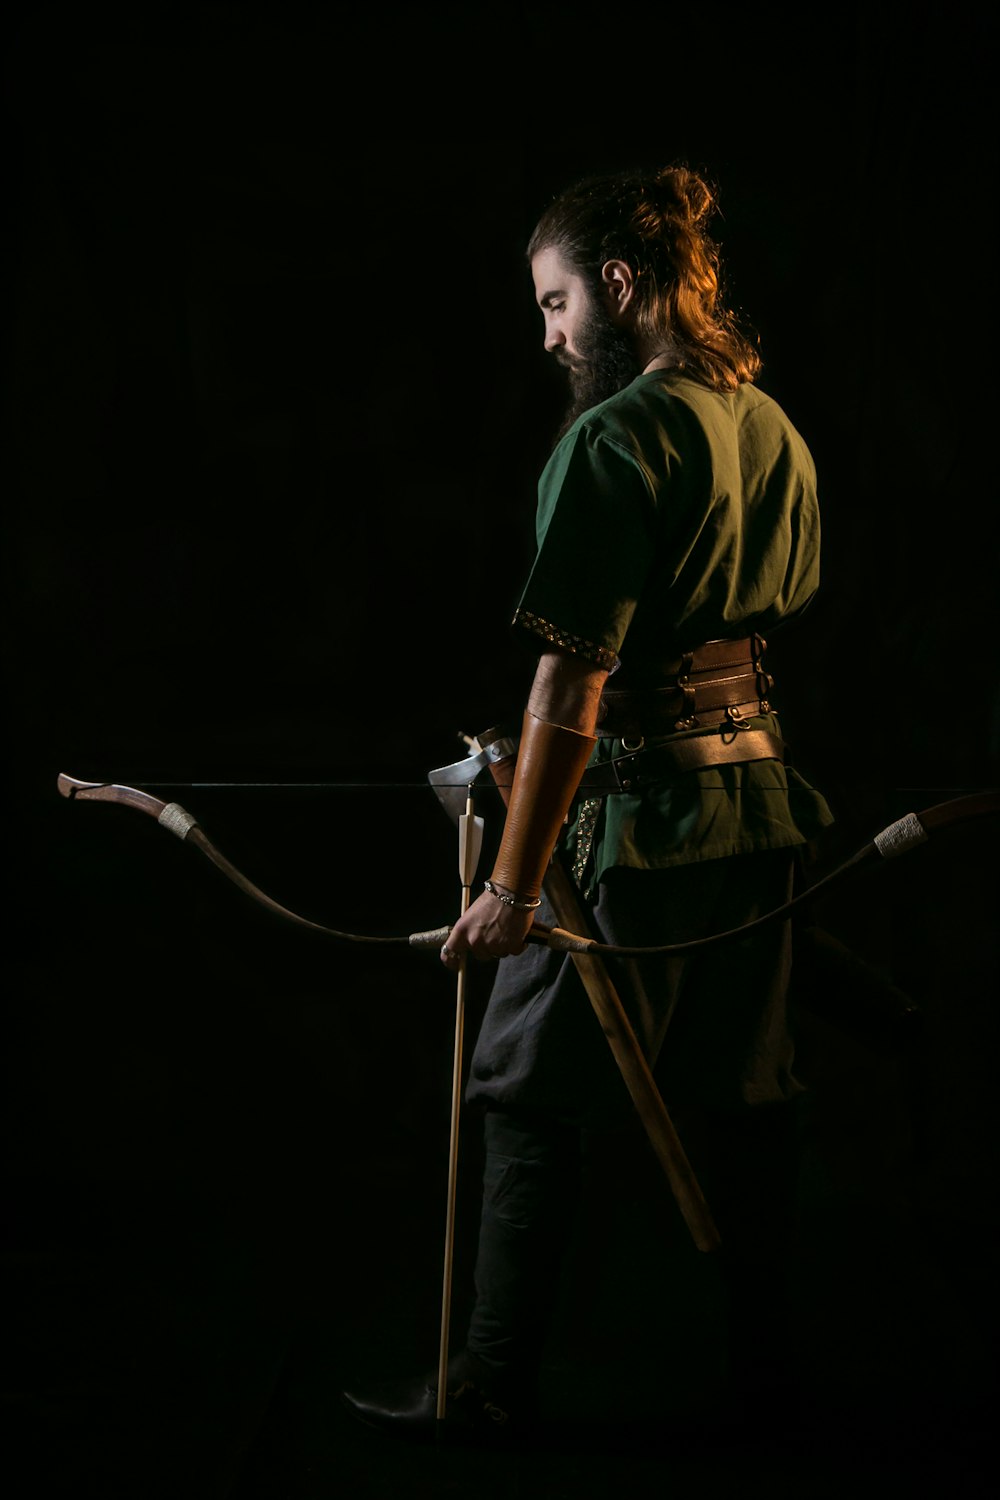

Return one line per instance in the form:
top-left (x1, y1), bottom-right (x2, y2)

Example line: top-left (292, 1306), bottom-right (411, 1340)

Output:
top-left (488, 709), bottom-right (597, 901)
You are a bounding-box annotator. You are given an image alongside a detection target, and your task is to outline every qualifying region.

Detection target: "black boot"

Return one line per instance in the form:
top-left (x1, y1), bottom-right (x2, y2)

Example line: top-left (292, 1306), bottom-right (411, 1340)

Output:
top-left (340, 1353), bottom-right (530, 1447)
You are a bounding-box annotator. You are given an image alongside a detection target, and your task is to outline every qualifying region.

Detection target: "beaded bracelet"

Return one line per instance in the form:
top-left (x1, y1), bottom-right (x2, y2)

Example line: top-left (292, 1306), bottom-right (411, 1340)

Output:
top-left (483, 879), bottom-right (542, 912)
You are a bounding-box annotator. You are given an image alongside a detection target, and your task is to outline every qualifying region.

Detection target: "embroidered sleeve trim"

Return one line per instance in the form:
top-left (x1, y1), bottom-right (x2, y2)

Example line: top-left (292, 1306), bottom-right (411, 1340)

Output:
top-left (512, 609), bottom-right (620, 672)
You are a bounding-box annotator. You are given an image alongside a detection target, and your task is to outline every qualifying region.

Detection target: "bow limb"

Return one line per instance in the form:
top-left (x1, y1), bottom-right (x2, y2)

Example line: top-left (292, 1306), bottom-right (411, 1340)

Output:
top-left (57, 773), bottom-right (442, 948)
top-left (539, 789), bottom-right (1000, 957)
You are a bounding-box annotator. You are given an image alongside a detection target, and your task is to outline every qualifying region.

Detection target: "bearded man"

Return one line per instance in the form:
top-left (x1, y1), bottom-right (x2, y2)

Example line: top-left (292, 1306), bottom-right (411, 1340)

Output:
top-left (342, 163), bottom-right (833, 1445)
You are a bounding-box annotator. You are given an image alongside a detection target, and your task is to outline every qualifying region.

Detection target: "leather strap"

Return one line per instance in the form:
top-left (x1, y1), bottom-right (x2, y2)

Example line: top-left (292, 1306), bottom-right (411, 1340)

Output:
top-left (598, 694), bottom-right (766, 736)
top-left (597, 633), bottom-right (774, 737)
top-left (574, 727), bottom-right (786, 797)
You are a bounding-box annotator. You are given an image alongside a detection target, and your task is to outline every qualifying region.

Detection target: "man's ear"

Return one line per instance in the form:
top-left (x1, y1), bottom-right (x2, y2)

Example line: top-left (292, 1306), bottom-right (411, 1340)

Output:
top-left (600, 259), bottom-right (636, 321)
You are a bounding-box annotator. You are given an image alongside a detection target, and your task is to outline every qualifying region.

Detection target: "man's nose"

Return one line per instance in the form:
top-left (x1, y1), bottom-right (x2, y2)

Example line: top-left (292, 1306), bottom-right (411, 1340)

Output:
top-left (543, 322), bottom-right (565, 354)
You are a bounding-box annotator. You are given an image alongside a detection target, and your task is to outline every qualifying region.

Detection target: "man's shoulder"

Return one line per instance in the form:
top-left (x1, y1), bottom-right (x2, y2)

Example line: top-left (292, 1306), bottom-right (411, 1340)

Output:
top-left (563, 370), bottom-right (720, 457)
top-left (550, 373), bottom-right (813, 492)
top-left (592, 373), bottom-right (805, 449)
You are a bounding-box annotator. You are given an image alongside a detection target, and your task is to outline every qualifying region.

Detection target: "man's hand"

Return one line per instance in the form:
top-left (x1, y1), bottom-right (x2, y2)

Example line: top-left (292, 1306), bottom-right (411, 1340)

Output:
top-left (440, 888), bottom-right (534, 968)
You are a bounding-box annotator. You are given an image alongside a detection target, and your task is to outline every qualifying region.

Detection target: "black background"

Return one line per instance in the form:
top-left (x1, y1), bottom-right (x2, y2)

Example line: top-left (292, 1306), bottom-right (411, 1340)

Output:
top-left (4, 4), bottom-right (998, 1497)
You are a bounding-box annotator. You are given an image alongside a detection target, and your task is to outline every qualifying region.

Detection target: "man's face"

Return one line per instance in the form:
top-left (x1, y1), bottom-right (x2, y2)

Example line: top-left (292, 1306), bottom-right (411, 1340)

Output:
top-left (531, 245), bottom-right (642, 439)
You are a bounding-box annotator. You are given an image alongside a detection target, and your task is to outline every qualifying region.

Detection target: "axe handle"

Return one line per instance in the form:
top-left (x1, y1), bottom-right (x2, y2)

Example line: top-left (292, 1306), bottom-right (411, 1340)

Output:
top-left (486, 755), bottom-right (720, 1253)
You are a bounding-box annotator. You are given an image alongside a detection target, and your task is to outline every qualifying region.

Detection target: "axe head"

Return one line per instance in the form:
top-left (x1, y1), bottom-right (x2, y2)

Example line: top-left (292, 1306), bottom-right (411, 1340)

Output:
top-left (426, 729), bottom-right (518, 825)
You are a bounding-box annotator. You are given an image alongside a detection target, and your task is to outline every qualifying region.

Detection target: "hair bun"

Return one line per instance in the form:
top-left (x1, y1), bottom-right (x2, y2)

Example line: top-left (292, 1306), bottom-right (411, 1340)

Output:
top-left (650, 165), bottom-right (715, 227)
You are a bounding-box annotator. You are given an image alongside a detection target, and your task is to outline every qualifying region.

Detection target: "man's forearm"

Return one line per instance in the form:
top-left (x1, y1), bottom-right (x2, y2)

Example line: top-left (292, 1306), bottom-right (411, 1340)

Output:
top-left (526, 650), bottom-right (608, 735)
top-left (441, 650), bottom-right (609, 962)
top-left (489, 650), bottom-right (608, 902)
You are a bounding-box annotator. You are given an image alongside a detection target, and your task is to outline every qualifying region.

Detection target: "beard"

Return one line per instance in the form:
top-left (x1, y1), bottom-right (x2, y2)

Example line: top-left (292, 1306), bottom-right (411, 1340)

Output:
top-left (553, 294), bottom-right (644, 443)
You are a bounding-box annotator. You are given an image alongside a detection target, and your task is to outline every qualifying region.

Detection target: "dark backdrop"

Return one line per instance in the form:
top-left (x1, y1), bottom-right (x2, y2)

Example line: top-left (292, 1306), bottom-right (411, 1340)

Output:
top-left (4, 4), bottom-right (998, 1497)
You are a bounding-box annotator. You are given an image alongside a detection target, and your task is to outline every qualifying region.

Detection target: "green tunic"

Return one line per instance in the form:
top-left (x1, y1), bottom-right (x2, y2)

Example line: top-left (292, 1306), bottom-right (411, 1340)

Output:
top-left (511, 368), bottom-right (834, 893)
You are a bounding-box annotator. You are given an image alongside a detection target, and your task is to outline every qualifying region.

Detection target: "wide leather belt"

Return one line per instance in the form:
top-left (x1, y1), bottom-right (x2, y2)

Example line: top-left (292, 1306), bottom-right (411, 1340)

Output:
top-left (575, 727), bottom-right (785, 797)
top-left (596, 634), bottom-right (774, 738)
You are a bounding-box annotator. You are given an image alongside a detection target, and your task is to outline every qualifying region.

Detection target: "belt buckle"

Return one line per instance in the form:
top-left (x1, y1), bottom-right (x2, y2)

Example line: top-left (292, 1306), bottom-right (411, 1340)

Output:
top-left (615, 736), bottom-right (645, 791)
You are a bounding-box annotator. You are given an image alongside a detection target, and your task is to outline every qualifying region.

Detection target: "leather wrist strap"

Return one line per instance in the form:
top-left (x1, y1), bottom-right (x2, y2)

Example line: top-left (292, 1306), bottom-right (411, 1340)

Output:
top-left (489, 709), bottom-right (598, 901)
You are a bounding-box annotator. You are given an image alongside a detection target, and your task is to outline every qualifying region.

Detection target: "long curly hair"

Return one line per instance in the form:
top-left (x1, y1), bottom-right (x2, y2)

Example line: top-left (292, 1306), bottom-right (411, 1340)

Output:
top-left (527, 164), bottom-right (762, 391)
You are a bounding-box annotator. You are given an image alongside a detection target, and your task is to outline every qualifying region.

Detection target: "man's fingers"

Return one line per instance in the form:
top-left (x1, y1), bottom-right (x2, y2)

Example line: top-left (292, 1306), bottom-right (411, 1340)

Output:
top-left (440, 937), bottom-right (505, 966)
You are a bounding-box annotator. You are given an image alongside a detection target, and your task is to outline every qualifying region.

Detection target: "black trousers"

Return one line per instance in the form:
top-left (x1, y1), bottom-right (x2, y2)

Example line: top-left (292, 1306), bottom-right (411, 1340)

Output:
top-left (463, 849), bottom-right (805, 1402)
top-left (467, 850), bottom-right (802, 1123)
top-left (464, 1099), bottom-right (802, 1404)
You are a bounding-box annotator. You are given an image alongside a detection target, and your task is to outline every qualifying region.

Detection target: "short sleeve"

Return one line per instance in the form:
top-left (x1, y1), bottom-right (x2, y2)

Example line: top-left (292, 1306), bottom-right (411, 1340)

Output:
top-left (512, 427), bottom-right (656, 672)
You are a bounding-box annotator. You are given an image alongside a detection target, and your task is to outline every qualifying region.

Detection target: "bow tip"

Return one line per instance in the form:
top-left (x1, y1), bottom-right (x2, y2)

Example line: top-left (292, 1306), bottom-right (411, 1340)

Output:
top-left (57, 772), bottom-right (98, 799)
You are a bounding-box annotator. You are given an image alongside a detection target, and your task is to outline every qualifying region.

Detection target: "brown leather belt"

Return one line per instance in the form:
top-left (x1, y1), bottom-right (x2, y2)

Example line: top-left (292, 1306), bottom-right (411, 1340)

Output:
top-left (575, 727), bottom-right (786, 798)
top-left (596, 634), bottom-right (774, 738)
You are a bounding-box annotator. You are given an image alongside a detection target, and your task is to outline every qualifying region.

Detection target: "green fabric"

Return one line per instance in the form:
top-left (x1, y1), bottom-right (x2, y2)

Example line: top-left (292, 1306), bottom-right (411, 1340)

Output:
top-left (511, 368), bottom-right (834, 889)
top-left (572, 713), bottom-right (833, 890)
